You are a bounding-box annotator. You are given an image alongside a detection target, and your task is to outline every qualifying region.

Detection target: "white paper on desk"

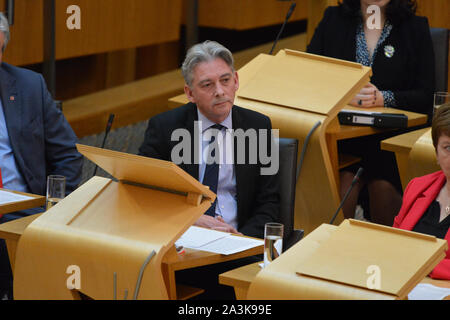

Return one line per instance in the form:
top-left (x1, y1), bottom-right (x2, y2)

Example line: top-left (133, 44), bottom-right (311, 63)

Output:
top-left (175, 226), bottom-right (263, 255)
top-left (175, 226), bottom-right (230, 248)
top-left (199, 235), bottom-right (263, 255)
top-left (0, 189), bottom-right (34, 205)
top-left (408, 283), bottom-right (450, 300)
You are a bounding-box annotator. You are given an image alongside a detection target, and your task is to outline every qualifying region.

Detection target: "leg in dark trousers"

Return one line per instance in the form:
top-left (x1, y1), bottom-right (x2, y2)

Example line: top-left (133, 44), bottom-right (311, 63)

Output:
top-left (0, 208), bottom-right (44, 300)
top-left (176, 255), bottom-right (261, 300)
top-left (0, 239), bottom-right (13, 300)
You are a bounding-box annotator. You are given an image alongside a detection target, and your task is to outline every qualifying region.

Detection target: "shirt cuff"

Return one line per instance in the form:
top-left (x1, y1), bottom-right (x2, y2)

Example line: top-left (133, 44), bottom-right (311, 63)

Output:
top-left (381, 90), bottom-right (396, 108)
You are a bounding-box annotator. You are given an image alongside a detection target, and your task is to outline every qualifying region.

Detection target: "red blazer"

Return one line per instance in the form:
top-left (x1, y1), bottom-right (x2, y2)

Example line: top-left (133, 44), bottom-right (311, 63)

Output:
top-left (393, 171), bottom-right (450, 280)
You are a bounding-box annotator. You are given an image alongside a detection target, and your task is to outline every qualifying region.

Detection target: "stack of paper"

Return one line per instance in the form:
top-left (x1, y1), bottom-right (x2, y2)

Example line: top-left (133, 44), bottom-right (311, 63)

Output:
top-left (175, 226), bottom-right (263, 255)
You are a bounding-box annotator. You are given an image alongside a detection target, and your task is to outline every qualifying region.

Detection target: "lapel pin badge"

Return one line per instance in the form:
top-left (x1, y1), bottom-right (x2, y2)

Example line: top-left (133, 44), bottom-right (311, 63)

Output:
top-left (384, 45), bottom-right (395, 58)
top-left (9, 95), bottom-right (15, 101)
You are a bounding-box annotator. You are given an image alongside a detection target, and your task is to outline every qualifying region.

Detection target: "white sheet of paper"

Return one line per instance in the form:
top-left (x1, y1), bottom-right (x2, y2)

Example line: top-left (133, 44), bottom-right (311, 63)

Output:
top-left (408, 283), bottom-right (450, 300)
top-left (199, 235), bottom-right (263, 255)
top-left (0, 189), bottom-right (34, 205)
top-left (175, 226), bottom-right (263, 255)
top-left (175, 226), bottom-right (230, 248)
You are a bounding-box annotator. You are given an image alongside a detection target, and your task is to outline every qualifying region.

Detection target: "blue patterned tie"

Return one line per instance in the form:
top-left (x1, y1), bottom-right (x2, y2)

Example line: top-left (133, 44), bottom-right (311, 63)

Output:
top-left (203, 124), bottom-right (224, 216)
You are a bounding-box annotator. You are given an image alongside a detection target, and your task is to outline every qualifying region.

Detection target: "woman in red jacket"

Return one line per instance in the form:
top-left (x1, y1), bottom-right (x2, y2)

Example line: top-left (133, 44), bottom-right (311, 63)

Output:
top-left (394, 104), bottom-right (450, 280)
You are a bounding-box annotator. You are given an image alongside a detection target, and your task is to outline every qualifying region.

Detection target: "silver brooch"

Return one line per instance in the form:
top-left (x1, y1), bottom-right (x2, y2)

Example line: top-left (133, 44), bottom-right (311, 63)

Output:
top-left (384, 45), bottom-right (395, 58)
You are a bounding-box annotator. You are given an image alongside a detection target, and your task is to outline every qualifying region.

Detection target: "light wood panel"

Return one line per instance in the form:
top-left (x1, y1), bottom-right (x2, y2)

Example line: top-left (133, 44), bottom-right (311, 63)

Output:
top-left (408, 128), bottom-right (441, 179)
top-left (219, 228), bottom-right (450, 300)
top-left (381, 127), bottom-right (431, 189)
top-left (246, 221), bottom-right (447, 300)
top-left (12, 144), bottom-right (217, 300)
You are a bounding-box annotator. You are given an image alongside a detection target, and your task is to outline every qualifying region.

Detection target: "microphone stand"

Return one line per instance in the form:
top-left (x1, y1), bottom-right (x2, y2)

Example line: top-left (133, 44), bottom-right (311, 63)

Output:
top-left (269, 1), bottom-right (297, 55)
top-left (92, 113), bottom-right (115, 177)
top-left (330, 167), bottom-right (364, 225)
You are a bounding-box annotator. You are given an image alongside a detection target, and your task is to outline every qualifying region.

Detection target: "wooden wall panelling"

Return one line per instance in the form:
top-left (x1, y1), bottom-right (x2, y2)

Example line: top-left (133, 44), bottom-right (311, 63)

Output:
top-left (135, 41), bottom-right (182, 80)
top-left (194, 0), bottom-right (308, 30)
top-left (2, 0), bottom-right (183, 66)
top-left (2, 0), bottom-right (43, 66)
top-left (54, 0), bottom-right (183, 59)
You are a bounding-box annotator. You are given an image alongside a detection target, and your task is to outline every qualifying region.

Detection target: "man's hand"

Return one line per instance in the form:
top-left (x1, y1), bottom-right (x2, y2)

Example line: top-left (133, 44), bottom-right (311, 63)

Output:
top-left (194, 215), bottom-right (242, 235)
top-left (349, 83), bottom-right (384, 108)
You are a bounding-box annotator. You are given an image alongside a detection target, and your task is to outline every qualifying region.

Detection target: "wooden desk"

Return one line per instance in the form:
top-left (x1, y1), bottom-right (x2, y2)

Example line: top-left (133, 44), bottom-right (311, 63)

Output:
top-left (220, 222), bottom-right (449, 300)
top-left (219, 261), bottom-right (450, 300)
top-left (381, 127), bottom-right (431, 189)
top-left (381, 127), bottom-right (440, 190)
top-left (0, 213), bottom-right (262, 300)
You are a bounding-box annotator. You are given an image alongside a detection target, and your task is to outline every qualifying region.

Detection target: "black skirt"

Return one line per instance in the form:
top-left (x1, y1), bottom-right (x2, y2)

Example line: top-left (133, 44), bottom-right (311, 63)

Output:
top-left (338, 130), bottom-right (405, 194)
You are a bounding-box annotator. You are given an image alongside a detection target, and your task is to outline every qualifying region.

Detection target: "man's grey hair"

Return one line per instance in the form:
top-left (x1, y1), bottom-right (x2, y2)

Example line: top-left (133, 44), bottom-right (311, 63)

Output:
top-left (0, 12), bottom-right (10, 52)
top-left (181, 40), bottom-right (235, 87)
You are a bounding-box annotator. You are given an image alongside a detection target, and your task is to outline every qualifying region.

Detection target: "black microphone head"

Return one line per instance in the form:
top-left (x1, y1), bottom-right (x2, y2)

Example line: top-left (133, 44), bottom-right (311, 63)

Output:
top-left (286, 2), bottom-right (297, 19)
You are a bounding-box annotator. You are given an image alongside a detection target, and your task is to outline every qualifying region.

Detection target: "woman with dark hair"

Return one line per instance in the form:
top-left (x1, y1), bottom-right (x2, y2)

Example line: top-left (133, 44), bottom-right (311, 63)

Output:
top-left (307, 0), bottom-right (435, 226)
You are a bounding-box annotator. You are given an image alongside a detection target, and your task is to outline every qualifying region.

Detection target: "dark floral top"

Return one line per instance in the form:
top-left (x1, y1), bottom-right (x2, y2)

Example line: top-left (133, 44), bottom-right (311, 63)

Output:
top-left (356, 21), bottom-right (396, 107)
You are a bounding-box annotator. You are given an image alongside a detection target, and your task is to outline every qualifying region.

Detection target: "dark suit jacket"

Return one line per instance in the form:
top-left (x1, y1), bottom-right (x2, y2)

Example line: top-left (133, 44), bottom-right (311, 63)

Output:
top-left (307, 6), bottom-right (435, 120)
top-left (139, 102), bottom-right (280, 239)
top-left (0, 62), bottom-right (82, 198)
top-left (394, 171), bottom-right (450, 280)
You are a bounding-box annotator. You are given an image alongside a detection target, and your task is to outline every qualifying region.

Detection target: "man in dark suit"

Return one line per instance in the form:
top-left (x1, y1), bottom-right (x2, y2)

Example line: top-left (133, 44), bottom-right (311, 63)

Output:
top-left (139, 40), bottom-right (279, 239)
top-left (0, 13), bottom-right (83, 299)
top-left (138, 40), bottom-right (279, 299)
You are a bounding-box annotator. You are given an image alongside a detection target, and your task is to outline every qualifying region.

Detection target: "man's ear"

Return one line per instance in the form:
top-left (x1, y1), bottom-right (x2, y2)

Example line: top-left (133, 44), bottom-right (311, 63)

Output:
top-left (184, 84), bottom-right (195, 103)
top-left (234, 71), bottom-right (239, 91)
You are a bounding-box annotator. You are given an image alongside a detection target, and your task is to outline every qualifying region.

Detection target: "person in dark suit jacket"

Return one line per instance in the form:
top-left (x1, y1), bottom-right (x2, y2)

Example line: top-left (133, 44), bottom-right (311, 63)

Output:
top-left (139, 41), bottom-right (279, 240)
top-left (0, 13), bottom-right (83, 299)
top-left (138, 40), bottom-right (280, 299)
top-left (307, 0), bottom-right (435, 226)
top-left (394, 104), bottom-right (450, 280)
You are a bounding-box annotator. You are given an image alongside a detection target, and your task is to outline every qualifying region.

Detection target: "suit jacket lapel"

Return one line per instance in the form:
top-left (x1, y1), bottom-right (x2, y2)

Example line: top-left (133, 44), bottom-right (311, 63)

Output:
top-left (0, 67), bottom-right (20, 144)
top-left (401, 174), bottom-right (446, 230)
top-left (178, 103), bottom-right (198, 180)
top-left (232, 106), bottom-right (245, 220)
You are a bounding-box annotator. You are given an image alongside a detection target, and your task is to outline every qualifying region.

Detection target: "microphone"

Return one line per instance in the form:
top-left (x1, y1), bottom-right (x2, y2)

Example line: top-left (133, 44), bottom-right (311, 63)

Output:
top-left (269, 1), bottom-right (297, 55)
top-left (329, 167), bottom-right (364, 225)
top-left (92, 113), bottom-right (115, 177)
top-left (6, 0), bottom-right (15, 25)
